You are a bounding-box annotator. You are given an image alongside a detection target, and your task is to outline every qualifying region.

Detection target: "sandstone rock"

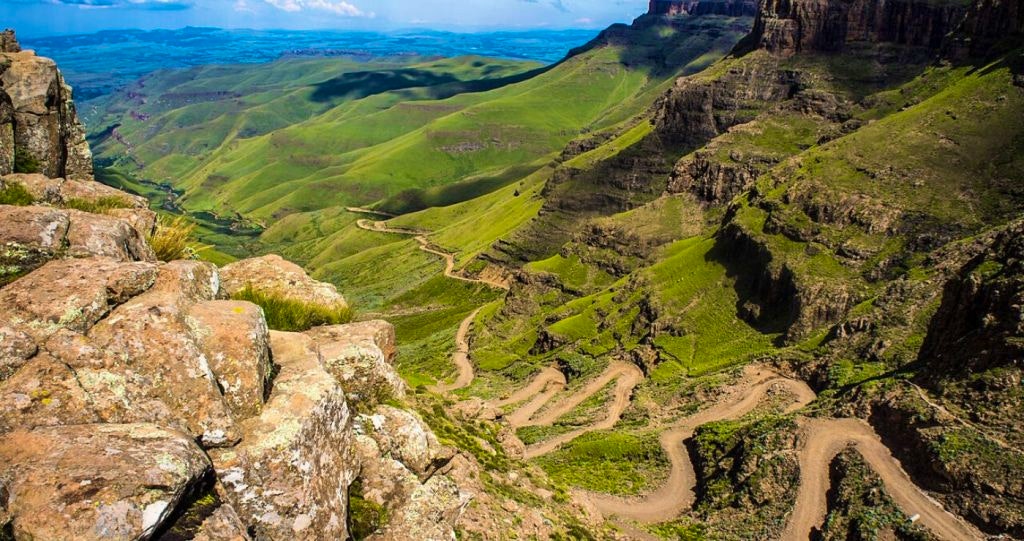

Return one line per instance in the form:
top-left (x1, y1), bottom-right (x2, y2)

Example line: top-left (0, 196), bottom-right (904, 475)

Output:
top-left (0, 257), bottom-right (158, 341)
top-left (108, 206), bottom-right (159, 237)
top-left (362, 405), bottom-right (453, 479)
top-left (212, 331), bottom-right (356, 540)
top-left (0, 353), bottom-right (99, 432)
top-left (0, 48), bottom-right (92, 179)
top-left (220, 254), bottom-right (347, 309)
top-left (0, 204), bottom-right (69, 255)
top-left (0, 324), bottom-right (36, 381)
top-left (187, 300), bottom-right (272, 419)
top-left (4, 173), bottom-right (148, 208)
top-left (0, 423), bottom-right (211, 541)
top-left (0, 30), bottom-right (20, 54)
top-left (369, 475), bottom-right (468, 541)
top-left (81, 260), bottom-right (239, 447)
top-left (66, 208), bottom-right (155, 261)
top-left (306, 320), bottom-right (405, 407)
top-left (354, 434), bottom-right (421, 511)
top-left (194, 504), bottom-right (253, 541)
top-left (0, 204), bottom-right (155, 268)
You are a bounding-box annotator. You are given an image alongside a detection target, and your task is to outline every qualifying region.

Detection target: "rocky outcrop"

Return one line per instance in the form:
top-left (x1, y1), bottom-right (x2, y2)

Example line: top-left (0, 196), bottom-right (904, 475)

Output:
top-left (0, 32), bottom-right (92, 179)
top-left (220, 253), bottom-right (348, 309)
top-left (0, 36), bottom-right (474, 541)
top-left (354, 406), bottom-right (467, 541)
top-left (669, 150), bottom-right (763, 204)
top-left (655, 64), bottom-right (804, 148)
top-left (211, 331), bottom-right (356, 540)
top-left (0, 423), bottom-right (212, 541)
top-left (946, 0), bottom-right (1024, 56)
top-left (0, 30), bottom-right (19, 54)
top-left (740, 0), bottom-right (969, 56)
top-left (305, 320), bottom-right (406, 408)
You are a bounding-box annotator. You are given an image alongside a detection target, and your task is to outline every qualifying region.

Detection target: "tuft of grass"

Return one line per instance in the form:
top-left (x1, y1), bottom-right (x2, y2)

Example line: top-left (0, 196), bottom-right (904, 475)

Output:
top-left (63, 196), bottom-right (133, 214)
top-left (0, 182), bottom-right (35, 206)
top-left (148, 215), bottom-right (196, 262)
top-left (231, 285), bottom-right (353, 332)
top-left (348, 479), bottom-right (388, 540)
top-left (13, 146), bottom-right (40, 174)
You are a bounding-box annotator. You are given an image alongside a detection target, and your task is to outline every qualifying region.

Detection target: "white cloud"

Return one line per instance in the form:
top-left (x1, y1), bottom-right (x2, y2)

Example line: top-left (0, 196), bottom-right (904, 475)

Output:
top-left (262, 0), bottom-right (371, 16)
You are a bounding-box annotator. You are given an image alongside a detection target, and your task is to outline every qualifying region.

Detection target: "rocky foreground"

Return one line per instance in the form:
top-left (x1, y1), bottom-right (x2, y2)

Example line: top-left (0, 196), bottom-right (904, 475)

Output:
top-left (0, 32), bottom-right (474, 541)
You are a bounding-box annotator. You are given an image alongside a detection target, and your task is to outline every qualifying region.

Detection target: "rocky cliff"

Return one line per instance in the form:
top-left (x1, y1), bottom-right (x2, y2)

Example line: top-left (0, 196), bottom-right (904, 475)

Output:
top-left (738, 0), bottom-right (971, 56)
top-left (0, 31), bottom-right (92, 181)
top-left (0, 42), bottom-right (471, 541)
top-left (649, 0), bottom-right (759, 17)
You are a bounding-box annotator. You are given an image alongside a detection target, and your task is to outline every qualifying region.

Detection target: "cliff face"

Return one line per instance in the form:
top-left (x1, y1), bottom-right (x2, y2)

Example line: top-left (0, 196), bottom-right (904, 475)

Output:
top-left (0, 30), bottom-right (92, 180)
top-left (740, 0), bottom-right (969, 56)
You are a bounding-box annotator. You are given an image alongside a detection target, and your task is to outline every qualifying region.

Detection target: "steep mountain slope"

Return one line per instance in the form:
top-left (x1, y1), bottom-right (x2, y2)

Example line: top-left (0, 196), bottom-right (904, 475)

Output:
top-left (340, 0), bottom-right (1024, 538)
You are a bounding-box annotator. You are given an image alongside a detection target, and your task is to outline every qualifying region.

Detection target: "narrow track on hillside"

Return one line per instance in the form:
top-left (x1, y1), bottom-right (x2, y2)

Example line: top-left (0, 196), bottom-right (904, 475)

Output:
top-left (348, 209), bottom-right (983, 540)
top-left (351, 212), bottom-right (508, 394)
top-left (496, 363), bottom-right (982, 539)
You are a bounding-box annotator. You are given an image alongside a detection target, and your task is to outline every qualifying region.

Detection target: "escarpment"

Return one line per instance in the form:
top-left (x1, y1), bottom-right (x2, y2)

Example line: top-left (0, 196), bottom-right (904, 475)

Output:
top-left (0, 43), bottom-right (472, 541)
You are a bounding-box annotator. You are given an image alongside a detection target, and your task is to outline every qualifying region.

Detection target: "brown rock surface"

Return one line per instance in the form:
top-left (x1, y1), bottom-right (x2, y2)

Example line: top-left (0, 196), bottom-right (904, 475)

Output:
top-left (0, 423), bottom-right (211, 541)
top-left (0, 256), bottom-right (157, 342)
top-left (4, 172), bottom-right (148, 208)
top-left (212, 331), bottom-right (356, 540)
top-left (306, 320), bottom-right (405, 407)
top-left (0, 46), bottom-right (92, 179)
top-left (194, 504), bottom-right (254, 541)
top-left (0, 353), bottom-right (99, 432)
top-left (82, 260), bottom-right (239, 447)
top-left (220, 254), bottom-right (348, 309)
top-left (187, 300), bottom-right (272, 419)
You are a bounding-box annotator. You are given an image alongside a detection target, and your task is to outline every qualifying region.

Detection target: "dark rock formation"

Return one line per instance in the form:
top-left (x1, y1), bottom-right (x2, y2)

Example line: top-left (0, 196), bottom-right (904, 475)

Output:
top-left (0, 30), bottom-right (19, 54)
top-left (739, 0), bottom-right (970, 56)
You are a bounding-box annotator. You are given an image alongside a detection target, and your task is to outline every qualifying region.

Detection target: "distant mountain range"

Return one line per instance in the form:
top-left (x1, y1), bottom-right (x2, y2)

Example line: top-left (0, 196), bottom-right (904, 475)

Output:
top-left (23, 26), bottom-right (600, 101)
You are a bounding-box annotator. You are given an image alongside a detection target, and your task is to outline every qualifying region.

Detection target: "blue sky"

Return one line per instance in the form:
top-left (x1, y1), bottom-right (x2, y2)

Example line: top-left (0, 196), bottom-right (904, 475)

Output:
top-left (2, 0), bottom-right (649, 37)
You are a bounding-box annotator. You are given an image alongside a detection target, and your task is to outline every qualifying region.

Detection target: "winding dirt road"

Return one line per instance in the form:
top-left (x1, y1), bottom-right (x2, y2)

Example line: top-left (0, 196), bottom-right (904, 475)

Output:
top-left (496, 363), bottom-right (982, 539)
top-left (429, 307), bottom-right (482, 394)
top-left (581, 366), bottom-right (815, 523)
top-left (783, 417), bottom-right (984, 540)
top-left (351, 212), bottom-right (508, 394)
top-left (349, 209), bottom-right (983, 540)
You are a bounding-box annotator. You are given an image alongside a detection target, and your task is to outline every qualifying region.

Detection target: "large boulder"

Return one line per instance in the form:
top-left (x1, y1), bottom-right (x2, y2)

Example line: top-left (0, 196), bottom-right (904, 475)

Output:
top-left (3, 173), bottom-right (148, 208)
top-left (306, 320), bottom-right (405, 407)
top-left (80, 260), bottom-right (240, 448)
top-left (361, 405), bottom-right (453, 479)
top-left (0, 256), bottom-right (158, 342)
top-left (0, 353), bottom-right (99, 432)
top-left (220, 254), bottom-right (348, 309)
top-left (0, 423), bottom-right (211, 541)
top-left (0, 205), bottom-right (155, 275)
top-left (0, 48), bottom-right (92, 180)
top-left (194, 504), bottom-right (253, 541)
top-left (212, 331), bottom-right (357, 540)
top-left (187, 300), bottom-right (272, 419)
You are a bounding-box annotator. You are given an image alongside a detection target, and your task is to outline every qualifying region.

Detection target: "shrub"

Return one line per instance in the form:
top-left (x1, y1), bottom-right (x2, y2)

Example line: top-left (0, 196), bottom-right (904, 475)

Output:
top-left (63, 196), bottom-right (133, 214)
top-left (13, 146), bottom-right (40, 174)
top-left (148, 215), bottom-right (196, 262)
top-left (0, 182), bottom-right (35, 205)
top-left (231, 285), bottom-right (353, 332)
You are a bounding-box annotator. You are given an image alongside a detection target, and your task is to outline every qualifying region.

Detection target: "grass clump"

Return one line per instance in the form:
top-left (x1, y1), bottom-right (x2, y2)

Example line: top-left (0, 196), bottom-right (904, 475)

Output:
top-left (63, 196), bottom-right (133, 214)
top-left (348, 479), bottom-right (388, 540)
top-left (231, 285), bottom-right (353, 332)
top-left (0, 182), bottom-right (35, 206)
top-left (13, 146), bottom-right (40, 174)
top-left (149, 215), bottom-right (196, 262)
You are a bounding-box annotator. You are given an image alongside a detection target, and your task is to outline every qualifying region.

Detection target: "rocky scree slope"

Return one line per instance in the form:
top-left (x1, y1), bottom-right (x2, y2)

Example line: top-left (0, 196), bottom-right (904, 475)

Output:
top-left (0, 32), bottom-right (473, 541)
